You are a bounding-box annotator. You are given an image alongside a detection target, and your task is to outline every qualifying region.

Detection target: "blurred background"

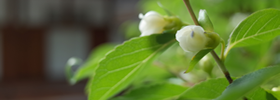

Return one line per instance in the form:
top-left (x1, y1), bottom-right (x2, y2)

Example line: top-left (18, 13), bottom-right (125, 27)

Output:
top-left (0, 0), bottom-right (280, 100)
top-left (0, 0), bottom-right (140, 100)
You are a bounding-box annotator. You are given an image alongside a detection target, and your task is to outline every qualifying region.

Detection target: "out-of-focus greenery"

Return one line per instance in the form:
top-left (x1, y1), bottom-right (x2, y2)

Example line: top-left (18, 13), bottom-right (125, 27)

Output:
top-left (88, 32), bottom-right (177, 100)
top-left (137, 0), bottom-right (280, 38)
top-left (121, 0), bottom-right (280, 76)
top-left (66, 0), bottom-right (280, 100)
top-left (119, 1), bottom-right (280, 98)
top-left (65, 44), bottom-right (116, 85)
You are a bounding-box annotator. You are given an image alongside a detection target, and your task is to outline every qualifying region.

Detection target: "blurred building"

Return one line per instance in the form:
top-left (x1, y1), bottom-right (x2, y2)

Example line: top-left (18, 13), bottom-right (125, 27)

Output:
top-left (0, 0), bottom-right (139, 99)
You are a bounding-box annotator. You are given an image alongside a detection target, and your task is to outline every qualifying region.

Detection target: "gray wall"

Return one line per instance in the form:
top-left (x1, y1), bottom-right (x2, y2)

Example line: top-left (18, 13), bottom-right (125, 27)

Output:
top-left (0, 0), bottom-right (139, 81)
top-left (45, 26), bottom-right (90, 81)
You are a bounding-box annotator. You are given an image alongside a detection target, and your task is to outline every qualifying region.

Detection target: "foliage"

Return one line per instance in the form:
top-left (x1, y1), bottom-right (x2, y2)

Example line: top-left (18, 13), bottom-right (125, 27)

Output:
top-left (225, 9), bottom-right (280, 57)
top-left (88, 32), bottom-right (176, 100)
top-left (111, 83), bottom-right (187, 100)
top-left (65, 44), bottom-right (116, 85)
top-left (65, 0), bottom-right (280, 100)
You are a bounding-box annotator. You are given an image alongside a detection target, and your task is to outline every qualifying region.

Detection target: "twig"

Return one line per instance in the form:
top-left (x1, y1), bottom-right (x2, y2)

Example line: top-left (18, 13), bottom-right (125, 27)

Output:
top-left (210, 51), bottom-right (233, 83)
top-left (182, 0), bottom-right (247, 99)
top-left (183, 0), bottom-right (199, 25)
top-left (183, 0), bottom-right (233, 83)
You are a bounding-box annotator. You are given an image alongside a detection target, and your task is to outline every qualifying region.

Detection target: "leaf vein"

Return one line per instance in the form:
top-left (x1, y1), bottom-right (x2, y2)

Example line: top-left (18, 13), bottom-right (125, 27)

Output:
top-left (242, 14), bottom-right (266, 38)
top-left (233, 21), bottom-right (248, 43)
top-left (255, 15), bottom-right (279, 35)
top-left (230, 28), bottom-right (280, 49)
top-left (99, 39), bottom-right (176, 100)
top-left (252, 37), bottom-right (263, 41)
top-left (98, 62), bottom-right (141, 80)
top-left (104, 45), bottom-right (162, 64)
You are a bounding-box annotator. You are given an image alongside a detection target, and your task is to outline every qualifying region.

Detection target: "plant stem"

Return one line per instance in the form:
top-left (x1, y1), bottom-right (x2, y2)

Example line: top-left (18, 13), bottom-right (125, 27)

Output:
top-left (220, 39), bottom-right (226, 62)
top-left (210, 51), bottom-right (233, 83)
top-left (183, 0), bottom-right (199, 25)
top-left (183, 1), bottom-right (246, 99)
top-left (183, 0), bottom-right (233, 83)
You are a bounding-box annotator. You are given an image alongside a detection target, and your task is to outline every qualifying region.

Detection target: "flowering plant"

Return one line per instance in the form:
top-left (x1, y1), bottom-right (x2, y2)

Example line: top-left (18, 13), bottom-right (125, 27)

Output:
top-left (66, 0), bottom-right (280, 100)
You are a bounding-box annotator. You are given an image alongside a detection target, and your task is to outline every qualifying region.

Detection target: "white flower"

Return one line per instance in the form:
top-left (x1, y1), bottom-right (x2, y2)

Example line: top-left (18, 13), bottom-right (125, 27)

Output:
top-left (199, 55), bottom-right (210, 67)
top-left (139, 11), bottom-right (169, 36)
top-left (179, 71), bottom-right (207, 83)
top-left (176, 25), bottom-right (208, 52)
top-left (272, 86), bottom-right (280, 91)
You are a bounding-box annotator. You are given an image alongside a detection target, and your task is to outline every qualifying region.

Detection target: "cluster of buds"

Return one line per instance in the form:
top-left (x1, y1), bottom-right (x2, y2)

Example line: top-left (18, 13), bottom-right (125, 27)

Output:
top-left (139, 10), bottom-right (220, 53)
top-left (138, 10), bottom-right (220, 82)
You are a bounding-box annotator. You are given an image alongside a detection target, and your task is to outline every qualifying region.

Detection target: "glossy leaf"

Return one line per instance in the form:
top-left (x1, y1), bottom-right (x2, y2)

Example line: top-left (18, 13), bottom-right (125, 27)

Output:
top-left (89, 33), bottom-right (177, 100)
top-left (215, 65), bottom-right (280, 100)
top-left (186, 49), bottom-right (212, 73)
top-left (225, 9), bottom-right (280, 56)
top-left (111, 83), bottom-right (187, 100)
top-left (178, 78), bottom-right (229, 100)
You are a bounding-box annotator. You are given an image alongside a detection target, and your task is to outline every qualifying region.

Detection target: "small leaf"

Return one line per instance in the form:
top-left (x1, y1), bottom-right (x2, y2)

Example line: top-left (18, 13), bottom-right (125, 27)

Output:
top-left (270, 86), bottom-right (280, 99)
top-left (65, 44), bottom-right (116, 85)
top-left (178, 78), bottom-right (277, 100)
top-left (186, 49), bottom-right (212, 73)
top-left (198, 9), bottom-right (214, 32)
top-left (246, 87), bottom-right (277, 100)
top-left (178, 78), bottom-right (229, 100)
top-left (65, 57), bottom-right (82, 83)
top-left (111, 83), bottom-right (187, 100)
top-left (89, 33), bottom-right (177, 100)
top-left (225, 9), bottom-right (280, 56)
top-left (215, 65), bottom-right (280, 100)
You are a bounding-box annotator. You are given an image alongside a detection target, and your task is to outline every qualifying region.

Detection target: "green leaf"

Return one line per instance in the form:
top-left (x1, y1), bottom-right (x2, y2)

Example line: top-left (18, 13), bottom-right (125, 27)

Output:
top-left (267, 86), bottom-right (280, 100)
top-left (111, 83), bottom-right (187, 100)
top-left (178, 78), bottom-right (229, 100)
top-left (89, 33), bottom-right (177, 100)
top-left (186, 49), bottom-right (212, 73)
top-left (130, 64), bottom-right (175, 90)
top-left (271, 88), bottom-right (280, 99)
top-left (65, 44), bottom-right (116, 85)
top-left (198, 9), bottom-right (214, 32)
top-left (215, 65), bottom-right (280, 100)
top-left (225, 9), bottom-right (280, 56)
top-left (246, 87), bottom-right (277, 100)
top-left (178, 78), bottom-right (277, 100)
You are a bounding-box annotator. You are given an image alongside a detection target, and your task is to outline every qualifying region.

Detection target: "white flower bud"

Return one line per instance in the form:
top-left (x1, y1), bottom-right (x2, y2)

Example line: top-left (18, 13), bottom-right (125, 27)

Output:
top-left (176, 25), bottom-right (208, 52)
top-left (199, 55), bottom-right (214, 76)
top-left (272, 86), bottom-right (280, 91)
top-left (179, 71), bottom-right (207, 83)
top-left (139, 11), bottom-right (169, 36)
